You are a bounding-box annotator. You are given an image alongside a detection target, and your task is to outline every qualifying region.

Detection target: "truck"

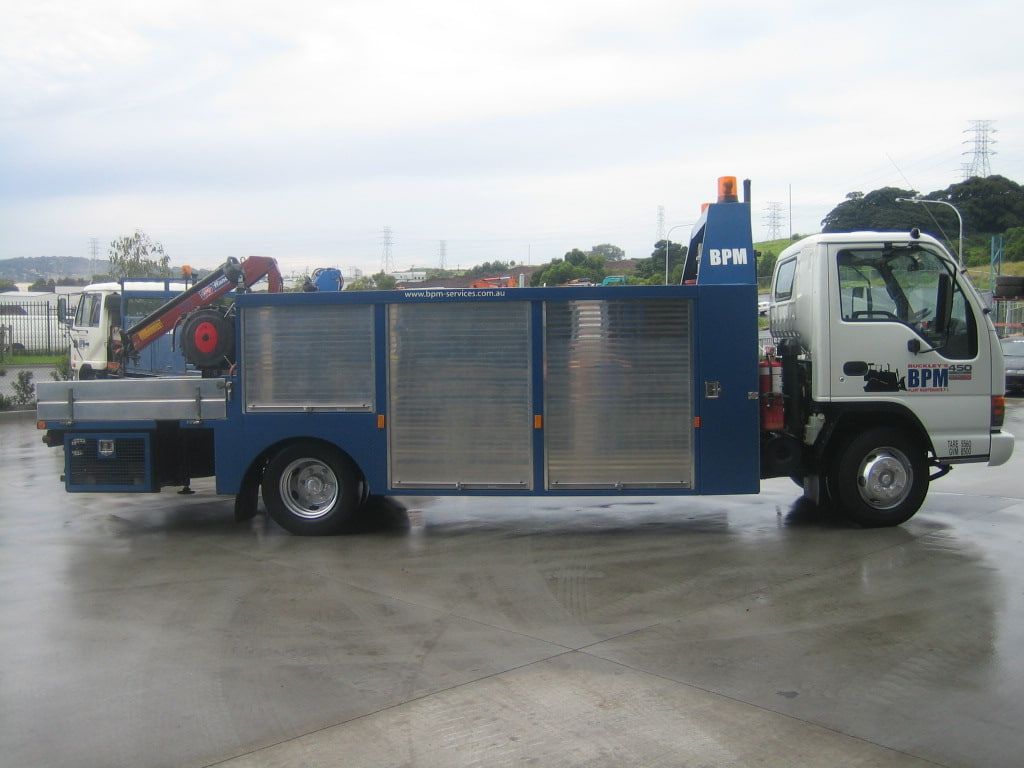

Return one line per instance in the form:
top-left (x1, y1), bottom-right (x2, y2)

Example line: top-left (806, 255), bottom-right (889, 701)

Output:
top-left (35, 177), bottom-right (1014, 534)
top-left (64, 278), bottom-right (193, 379)
top-left (62, 257), bottom-right (284, 379)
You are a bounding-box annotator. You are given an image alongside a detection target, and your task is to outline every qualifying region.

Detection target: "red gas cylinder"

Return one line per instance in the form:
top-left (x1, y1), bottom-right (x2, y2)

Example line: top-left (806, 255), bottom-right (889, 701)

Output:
top-left (760, 356), bottom-right (785, 432)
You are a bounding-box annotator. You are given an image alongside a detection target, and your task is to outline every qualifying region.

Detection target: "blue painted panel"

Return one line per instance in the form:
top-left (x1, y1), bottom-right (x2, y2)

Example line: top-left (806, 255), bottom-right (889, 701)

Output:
top-left (694, 202), bottom-right (756, 287)
top-left (694, 284), bottom-right (760, 493)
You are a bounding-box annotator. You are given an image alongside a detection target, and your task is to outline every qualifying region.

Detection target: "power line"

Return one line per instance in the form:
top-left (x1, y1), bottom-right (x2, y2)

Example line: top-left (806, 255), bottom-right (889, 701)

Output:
top-left (438, 240), bottom-right (446, 270)
top-left (656, 205), bottom-right (665, 243)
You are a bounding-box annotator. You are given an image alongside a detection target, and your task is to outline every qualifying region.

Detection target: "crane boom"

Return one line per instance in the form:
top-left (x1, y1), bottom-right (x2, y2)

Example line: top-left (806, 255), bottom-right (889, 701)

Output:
top-left (117, 256), bottom-right (283, 367)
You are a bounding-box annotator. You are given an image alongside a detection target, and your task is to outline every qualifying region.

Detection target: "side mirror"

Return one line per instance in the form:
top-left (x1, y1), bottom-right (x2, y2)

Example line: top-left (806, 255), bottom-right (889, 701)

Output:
top-left (57, 297), bottom-right (70, 326)
top-left (907, 339), bottom-right (922, 354)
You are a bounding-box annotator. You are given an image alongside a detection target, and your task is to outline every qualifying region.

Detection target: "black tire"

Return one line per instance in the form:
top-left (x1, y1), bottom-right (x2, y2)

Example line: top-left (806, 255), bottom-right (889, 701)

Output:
top-left (181, 308), bottom-right (234, 370)
top-left (261, 442), bottom-right (362, 535)
top-left (829, 427), bottom-right (928, 527)
top-left (994, 275), bottom-right (1024, 299)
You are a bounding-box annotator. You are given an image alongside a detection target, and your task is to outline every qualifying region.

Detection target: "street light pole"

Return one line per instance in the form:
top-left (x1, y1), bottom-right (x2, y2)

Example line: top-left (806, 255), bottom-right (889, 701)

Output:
top-left (894, 197), bottom-right (964, 267)
top-left (664, 223), bottom-right (692, 284)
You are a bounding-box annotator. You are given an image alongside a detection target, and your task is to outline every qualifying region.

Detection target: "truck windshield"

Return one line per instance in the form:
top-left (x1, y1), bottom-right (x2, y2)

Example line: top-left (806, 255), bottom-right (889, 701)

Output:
top-left (837, 246), bottom-right (977, 360)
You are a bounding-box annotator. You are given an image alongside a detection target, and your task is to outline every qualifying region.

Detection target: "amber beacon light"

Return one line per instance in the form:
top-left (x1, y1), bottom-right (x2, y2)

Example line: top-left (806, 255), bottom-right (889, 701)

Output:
top-left (717, 176), bottom-right (739, 203)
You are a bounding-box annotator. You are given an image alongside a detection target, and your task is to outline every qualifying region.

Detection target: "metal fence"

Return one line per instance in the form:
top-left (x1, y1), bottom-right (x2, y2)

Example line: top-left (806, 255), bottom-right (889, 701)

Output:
top-left (0, 299), bottom-right (73, 356)
top-left (992, 299), bottom-right (1024, 338)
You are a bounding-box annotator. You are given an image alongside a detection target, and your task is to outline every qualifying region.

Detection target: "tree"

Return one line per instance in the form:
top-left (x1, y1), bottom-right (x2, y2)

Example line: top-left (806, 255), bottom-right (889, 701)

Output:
top-left (590, 244), bottom-right (625, 261)
top-left (821, 187), bottom-right (919, 233)
top-left (346, 276), bottom-right (376, 291)
top-left (28, 278), bottom-right (55, 292)
top-left (928, 175), bottom-right (1024, 234)
top-left (372, 271), bottom-right (397, 289)
top-left (820, 176), bottom-right (1024, 239)
top-left (465, 260), bottom-right (513, 279)
top-left (1005, 227), bottom-right (1024, 262)
top-left (636, 240), bottom-right (686, 283)
top-left (0, 280), bottom-right (17, 293)
top-left (108, 229), bottom-right (170, 278)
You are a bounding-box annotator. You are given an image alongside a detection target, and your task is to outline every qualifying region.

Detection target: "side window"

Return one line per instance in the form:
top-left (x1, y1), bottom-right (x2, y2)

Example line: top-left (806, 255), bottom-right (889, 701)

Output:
top-left (74, 293), bottom-right (102, 328)
top-left (774, 258), bottom-right (797, 301)
top-left (941, 285), bottom-right (978, 360)
top-left (837, 247), bottom-right (977, 360)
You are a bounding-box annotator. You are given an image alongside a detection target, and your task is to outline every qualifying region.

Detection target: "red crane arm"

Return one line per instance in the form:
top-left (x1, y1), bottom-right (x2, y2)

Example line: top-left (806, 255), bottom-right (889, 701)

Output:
top-left (120, 256), bottom-right (283, 360)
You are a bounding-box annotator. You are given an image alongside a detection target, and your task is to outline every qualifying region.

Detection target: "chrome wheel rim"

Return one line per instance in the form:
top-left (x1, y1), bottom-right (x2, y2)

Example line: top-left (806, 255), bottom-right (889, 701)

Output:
top-left (279, 458), bottom-right (339, 519)
top-left (857, 447), bottom-right (911, 510)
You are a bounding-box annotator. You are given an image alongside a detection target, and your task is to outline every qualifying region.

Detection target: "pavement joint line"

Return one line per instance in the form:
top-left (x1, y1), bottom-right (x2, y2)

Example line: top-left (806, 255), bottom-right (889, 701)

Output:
top-left (199, 649), bottom-right (579, 768)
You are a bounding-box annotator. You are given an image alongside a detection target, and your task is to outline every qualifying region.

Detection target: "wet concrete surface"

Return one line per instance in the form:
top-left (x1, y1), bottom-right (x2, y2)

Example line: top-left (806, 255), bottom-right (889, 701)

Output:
top-left (2, 404), bottom-right (1024, 767)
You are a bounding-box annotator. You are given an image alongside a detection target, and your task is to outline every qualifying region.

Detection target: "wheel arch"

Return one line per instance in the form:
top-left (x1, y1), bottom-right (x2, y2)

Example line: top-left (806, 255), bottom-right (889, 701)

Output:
top-left (814, 402), bottom-right (934, 471)
top-left (240, 436), bottom-right (366, 496)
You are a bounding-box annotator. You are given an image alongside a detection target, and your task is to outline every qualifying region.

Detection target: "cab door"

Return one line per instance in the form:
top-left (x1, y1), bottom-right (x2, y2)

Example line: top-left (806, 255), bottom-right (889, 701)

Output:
top-left (827, 243), bottom-right (991, 461)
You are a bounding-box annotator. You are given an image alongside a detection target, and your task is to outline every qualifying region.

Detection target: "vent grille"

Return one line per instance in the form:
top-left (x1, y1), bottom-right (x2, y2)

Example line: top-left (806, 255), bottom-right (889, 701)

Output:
top-left (243, 305), bottom-right (375, 411)
top-left (387, 302), bottom-right (533, 488)
top-left (544, 299), bottom-right (694, 488)
top-left (68, 437), bottom-right (148, 489)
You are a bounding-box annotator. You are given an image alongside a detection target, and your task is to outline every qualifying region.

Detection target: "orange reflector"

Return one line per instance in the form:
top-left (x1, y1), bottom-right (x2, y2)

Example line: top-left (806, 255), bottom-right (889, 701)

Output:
top-left (36, 420), bottom-right (46, 430)
top-left (534, 414), bottom-right (543, 429)
top-left (992, 395), bottom-right (1006, 428)
top-left (377, 414), bottom-right (386, 429)
top-left (717, 176), bottom-right (738, 203)
top-left (693, 416), bottom-right (702, 429)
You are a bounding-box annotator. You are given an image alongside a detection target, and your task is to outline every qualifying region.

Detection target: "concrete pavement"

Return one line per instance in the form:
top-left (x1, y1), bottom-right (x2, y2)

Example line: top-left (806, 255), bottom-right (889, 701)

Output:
top-left (1, 403), bottom-right (1023, 767)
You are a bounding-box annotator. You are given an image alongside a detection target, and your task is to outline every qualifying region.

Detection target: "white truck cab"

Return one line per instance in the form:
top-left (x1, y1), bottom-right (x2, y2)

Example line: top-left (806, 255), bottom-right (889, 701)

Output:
top-left (68, 280), bottom-right (190, 379)
top-left (769, 230), bottom-right (1012, 524)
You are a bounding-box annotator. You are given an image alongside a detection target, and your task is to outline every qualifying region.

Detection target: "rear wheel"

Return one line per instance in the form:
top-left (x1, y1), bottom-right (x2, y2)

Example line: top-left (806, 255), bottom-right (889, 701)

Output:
top-left (261, 442), bottom-right (362, 535)
top-left (830, 427), bottom-right (928, 527)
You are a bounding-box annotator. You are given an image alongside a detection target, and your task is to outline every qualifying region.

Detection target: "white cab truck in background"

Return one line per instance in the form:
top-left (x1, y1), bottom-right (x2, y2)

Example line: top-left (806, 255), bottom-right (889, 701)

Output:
top-left (66, 280), bottom-right (191, 379)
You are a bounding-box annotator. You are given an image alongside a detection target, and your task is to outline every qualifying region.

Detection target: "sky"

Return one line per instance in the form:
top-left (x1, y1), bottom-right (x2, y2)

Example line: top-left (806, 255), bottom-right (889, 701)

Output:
top-left (1, 0), bottom-right (1021, 277)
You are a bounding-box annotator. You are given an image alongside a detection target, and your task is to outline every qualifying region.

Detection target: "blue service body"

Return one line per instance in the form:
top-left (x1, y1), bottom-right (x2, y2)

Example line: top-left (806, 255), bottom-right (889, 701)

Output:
top-left (46, 198), bottom-right (759, 501)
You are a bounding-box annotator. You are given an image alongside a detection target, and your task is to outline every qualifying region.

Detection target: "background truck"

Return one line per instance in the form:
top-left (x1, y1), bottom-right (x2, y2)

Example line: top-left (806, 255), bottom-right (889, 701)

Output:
top-left (36, 177), bottom-right (1014, 534)
top-left (65, 278), bottom-right (193, 379)
top-left (63, 256), bottom-right (283, 379)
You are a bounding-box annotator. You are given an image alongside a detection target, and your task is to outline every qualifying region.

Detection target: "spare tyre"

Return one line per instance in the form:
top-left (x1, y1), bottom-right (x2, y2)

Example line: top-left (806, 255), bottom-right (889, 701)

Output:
top-left (994, 275), bottom-right (1024, 299)
top-left (181, 308), bottom-right (235, 370)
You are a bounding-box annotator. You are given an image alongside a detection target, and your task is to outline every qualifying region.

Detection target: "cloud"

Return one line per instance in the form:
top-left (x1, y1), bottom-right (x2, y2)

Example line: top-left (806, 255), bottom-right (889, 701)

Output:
top-left (0, 0), bottom-right (1021, 270)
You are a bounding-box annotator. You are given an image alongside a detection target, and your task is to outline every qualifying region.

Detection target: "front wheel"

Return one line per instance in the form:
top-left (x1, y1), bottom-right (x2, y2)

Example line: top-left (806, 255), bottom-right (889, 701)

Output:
top-left (830, 427), bottom-right (928, 527)
top-left (261, 442), bottom-right (362, 535)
